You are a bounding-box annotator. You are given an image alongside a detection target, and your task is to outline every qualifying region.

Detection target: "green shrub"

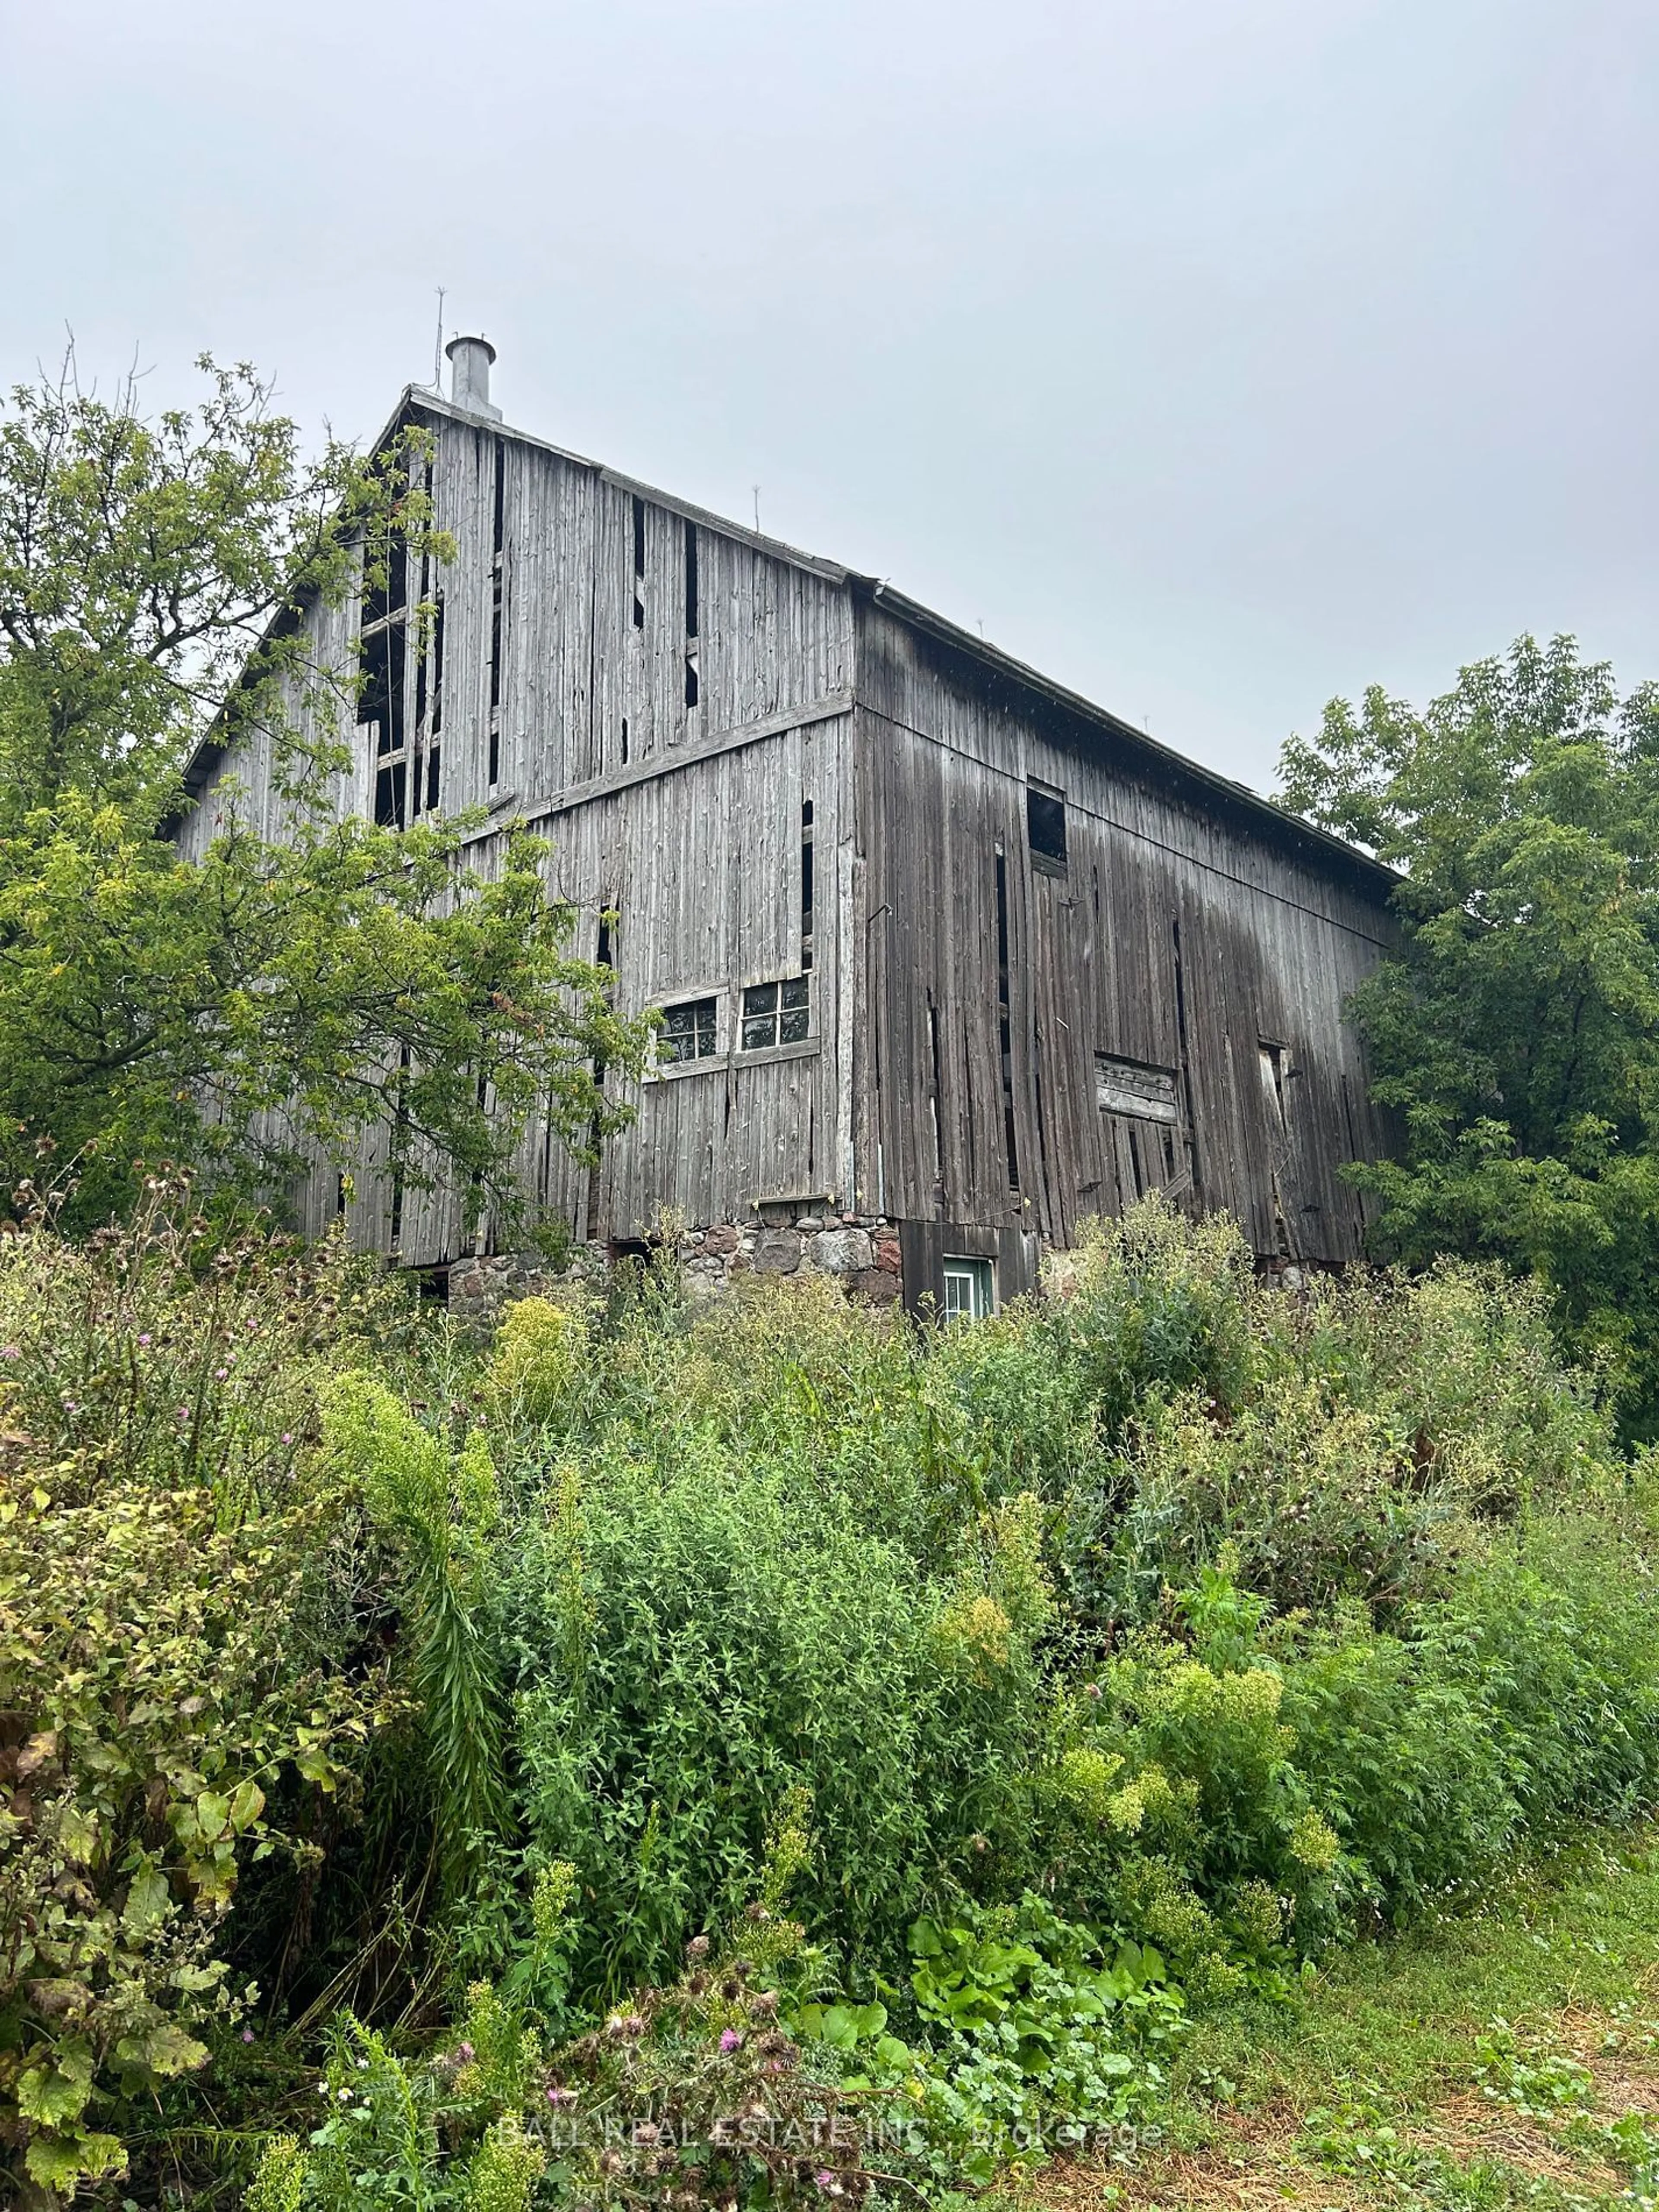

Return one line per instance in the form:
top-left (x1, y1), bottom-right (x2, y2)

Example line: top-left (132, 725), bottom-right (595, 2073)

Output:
top-left (504, 1441), bottom-right (1049, 1995)
top-left (0, 1466), bottom-right (378, 2199)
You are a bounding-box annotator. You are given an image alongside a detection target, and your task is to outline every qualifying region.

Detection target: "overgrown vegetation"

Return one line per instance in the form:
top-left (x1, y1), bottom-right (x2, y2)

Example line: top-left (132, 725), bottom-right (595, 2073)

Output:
top-left (5, 1188), bottom-right (1659, 2205)
top-left (1280, 632), bottom-right (1659, 1435)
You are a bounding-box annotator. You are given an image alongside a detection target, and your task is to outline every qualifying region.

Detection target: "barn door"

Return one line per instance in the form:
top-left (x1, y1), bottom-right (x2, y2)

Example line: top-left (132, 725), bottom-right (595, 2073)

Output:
top-left (1094, 1053), bottom-right (1195, 1215)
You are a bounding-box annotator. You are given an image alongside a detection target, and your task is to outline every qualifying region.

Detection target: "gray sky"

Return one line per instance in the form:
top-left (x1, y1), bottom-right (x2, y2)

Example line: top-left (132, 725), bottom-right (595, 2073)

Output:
top-left (3, 0), bottom-right (1654, 792)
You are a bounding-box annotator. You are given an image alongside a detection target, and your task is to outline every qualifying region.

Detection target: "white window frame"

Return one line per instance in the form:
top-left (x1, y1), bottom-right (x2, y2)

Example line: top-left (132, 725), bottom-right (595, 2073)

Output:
top-left (942, 1255), bottom-right (996, 1322)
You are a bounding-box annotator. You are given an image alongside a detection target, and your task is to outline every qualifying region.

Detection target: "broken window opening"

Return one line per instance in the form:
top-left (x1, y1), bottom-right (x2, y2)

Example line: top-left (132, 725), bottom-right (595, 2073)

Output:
top-left (374, 758), bottom-right (407, 830)
top-left (741, 976), bottom-right (810, 1052)
top-left (943, 1255), bottom-right (995, 1323)
top-left (425, 745), bottom-right (442, 814)
top-left (801, 799), bottom-right (815, 971)
top-left (995, 848), bottom-right (1020, 1192)
top-left (658, 995), bottom-right (719, 1065)
top-left (632, 495), bottom-right (646, 628)
top-left (1027, 779), bottom-right (1068, 874)
top-left (620, 714), bottom-right (629, 765)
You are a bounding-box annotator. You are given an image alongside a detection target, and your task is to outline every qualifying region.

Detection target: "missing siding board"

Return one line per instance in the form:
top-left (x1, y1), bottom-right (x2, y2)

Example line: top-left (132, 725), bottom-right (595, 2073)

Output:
top-left (994, 847), bottom-right (1020, 1192)
top-left (683, 518), bottom-right (700, 707)
top-left (430, 596), bottom-right (445, 736)
top-left (632, 495), bottom-right (645, 628)
top-left (1259, 1039), bottom-right (1290, 1125)
top-left (1027, 779), bottom-right (1068, 874)
top-left (585, 905), bottom-right (617, 1239)
top-left (928, 996), bottom-right (946, 1201)
top-left (1171, 917), bottom-right (1202, 1200)
top-left (620, 715), bottom-right (629, 766)
top-left (801, 799), bottom-right (814, 970)
top-left (488, 439), bottom-right (506, 779)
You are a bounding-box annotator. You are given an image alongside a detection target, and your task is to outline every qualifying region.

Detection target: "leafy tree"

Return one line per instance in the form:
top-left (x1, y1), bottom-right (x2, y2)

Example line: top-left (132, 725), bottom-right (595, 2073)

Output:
top-left (1279, 632), bottom-right (1659, 1431)
top-left (0, 352), bottom-right (647, 1228)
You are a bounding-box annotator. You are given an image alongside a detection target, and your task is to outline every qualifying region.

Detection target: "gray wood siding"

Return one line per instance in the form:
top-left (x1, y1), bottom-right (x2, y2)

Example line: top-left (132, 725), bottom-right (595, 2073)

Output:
top-left (852, 604), bottom-right (1395, 1265)
top-left (177, 400), bottom-right (855, 1263)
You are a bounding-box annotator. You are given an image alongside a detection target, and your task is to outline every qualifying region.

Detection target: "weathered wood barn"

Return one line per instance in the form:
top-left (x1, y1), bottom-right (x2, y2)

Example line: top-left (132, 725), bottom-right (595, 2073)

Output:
top-left (178, 337), bottom-right (1398, 1314)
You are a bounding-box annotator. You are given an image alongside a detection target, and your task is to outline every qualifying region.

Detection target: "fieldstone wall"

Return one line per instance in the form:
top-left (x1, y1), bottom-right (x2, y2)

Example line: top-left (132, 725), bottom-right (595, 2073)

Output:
top-left (447, 1208), bottom-right (904, 1321)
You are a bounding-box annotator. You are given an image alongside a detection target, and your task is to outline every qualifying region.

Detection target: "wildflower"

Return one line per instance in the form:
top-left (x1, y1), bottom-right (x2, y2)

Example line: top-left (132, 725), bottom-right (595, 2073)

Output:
top-left (686, 1933), bottom-right (711, 1958)
top-left (242, 2028), bottom-right (255, 2044)
top-left (137, 1333), bottom-right (151, 1347)
top-left (338, 2086), bottom-right (352, 2101)
top-left (214, 1367), bottom-right (229, 1380)
top-left (457, 2040), bottom-right (475, 2062)
top-left (816, 2173), bottom-right (836, 2190)
top-left (749, 1989), bottom-right (780, 2017)
top-left (356, 2057), bottom-right (369, 2069)
top-left (0, 1347), bottom-right (18, 1360)
top-left (720, 2028), bottom-right (744, 2053)
top-left (175, 1404), bottom-right (190, 1420)
top-left (281, 1432), bottom-right (292, 1444)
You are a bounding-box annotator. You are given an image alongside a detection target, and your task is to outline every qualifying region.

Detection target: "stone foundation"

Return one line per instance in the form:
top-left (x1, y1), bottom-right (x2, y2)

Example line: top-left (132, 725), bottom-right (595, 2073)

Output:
top-left (447, 1208), bottom-right (904, 1321)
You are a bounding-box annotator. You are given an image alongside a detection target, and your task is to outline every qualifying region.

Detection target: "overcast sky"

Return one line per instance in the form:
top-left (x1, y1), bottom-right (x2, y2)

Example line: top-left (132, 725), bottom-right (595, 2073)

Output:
top-left (2, 0), bottom-right (1653, 792)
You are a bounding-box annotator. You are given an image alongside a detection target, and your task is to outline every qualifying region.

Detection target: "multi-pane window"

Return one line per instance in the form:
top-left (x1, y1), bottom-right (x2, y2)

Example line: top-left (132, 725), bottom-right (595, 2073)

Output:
top-left (658, 997), bottom-right (718, 1065)
top-left (942, 1256), bottom-right (995, 1322)
top-left (741, 977), bottom-right (810, 1051)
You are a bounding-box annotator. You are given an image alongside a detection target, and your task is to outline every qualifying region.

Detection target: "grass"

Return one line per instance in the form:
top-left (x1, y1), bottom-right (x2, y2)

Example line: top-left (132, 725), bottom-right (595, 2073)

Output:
top-left (1028, 1824), bottom-right (1659, 2209)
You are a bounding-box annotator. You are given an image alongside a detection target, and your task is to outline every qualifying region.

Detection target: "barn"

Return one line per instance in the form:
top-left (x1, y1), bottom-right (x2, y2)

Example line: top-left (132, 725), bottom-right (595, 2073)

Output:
top-left (178, 338), bottom-right (1398, 1315)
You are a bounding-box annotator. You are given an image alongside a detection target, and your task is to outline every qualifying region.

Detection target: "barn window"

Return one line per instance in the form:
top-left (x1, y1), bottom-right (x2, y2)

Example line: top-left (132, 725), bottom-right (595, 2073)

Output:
top-left (741, 977), bottom-right (810, 1051)
top-left (942, 1255), bottom-right (995, 1322)
top-left (658, 996), bottom-right (718, 1065)
top-left (1027, 779), bottom-right (1068, 874)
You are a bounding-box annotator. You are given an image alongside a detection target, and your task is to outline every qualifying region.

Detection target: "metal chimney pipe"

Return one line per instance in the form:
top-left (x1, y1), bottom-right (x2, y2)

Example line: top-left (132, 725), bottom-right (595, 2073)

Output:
top-left (445, 334), bottom-right (502, 420)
